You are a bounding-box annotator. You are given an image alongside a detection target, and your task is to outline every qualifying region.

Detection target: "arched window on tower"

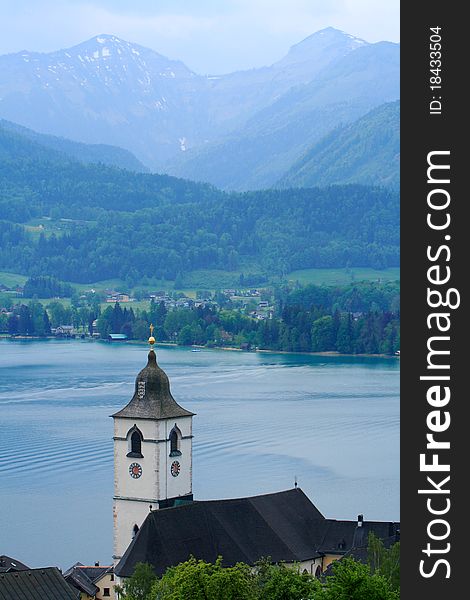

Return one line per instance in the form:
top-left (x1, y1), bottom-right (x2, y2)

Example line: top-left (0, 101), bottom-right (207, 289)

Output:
top-left (126, 426), bottom-right (143, 458)
top-left (169, 425), bottom-right (182, 457)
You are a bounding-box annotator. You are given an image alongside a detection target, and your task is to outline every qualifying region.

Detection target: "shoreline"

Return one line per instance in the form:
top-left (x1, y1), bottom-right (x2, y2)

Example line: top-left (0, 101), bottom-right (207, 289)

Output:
top-left (256, 348), bottom-right (399, 359)
top-left (0, 335), bottom-right (399, 359)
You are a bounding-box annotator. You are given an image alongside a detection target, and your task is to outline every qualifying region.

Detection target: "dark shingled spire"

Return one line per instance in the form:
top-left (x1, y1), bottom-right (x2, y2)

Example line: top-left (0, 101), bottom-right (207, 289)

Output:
top-left (112, 349), bottom-right (194, 420)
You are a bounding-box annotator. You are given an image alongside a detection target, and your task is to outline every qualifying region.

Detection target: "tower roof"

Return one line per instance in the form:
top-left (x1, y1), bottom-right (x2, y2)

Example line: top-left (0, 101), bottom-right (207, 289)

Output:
top-left (112, 349), bottom-right (194, 420)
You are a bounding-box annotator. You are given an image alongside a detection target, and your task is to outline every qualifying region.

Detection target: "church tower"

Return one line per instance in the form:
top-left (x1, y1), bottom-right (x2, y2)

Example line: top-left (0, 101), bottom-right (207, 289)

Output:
top-left (111, 331), bottom-right (194, 563)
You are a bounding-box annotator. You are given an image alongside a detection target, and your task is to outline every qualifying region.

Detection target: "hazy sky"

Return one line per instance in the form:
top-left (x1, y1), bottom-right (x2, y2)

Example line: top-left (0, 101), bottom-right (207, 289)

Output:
top-left (0, 0), bottom-right (399, 74)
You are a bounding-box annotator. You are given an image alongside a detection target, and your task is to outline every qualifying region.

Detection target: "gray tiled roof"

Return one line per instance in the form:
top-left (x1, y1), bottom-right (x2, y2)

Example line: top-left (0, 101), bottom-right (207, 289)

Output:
top-left (112, 350), bottom-right (194, 420)
top-left (0, 567), bottom-right (79, 600)
top-left (317, 519), bottom-right (400, 554)
top-left (116, 488), bottom-right (326, 577)
top-left (115, 488), bottom-right (400, 579)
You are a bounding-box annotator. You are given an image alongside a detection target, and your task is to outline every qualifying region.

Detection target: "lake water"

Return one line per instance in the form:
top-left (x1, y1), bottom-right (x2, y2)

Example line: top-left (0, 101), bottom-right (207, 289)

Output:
top-left (0, 339), bottom-right (399, 570)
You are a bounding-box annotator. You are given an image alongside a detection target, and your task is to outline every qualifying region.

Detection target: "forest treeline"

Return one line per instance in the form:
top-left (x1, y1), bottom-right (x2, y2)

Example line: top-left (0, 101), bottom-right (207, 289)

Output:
top-left (23, 275), bottom-right (74, 298)
top-left (1, 281), bottom-right (400, 355)
top-left (0, 181), bottom-right (398, 282)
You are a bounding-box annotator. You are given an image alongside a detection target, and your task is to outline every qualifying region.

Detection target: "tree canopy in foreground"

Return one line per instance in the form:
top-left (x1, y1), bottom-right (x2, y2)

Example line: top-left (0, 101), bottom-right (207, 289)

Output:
top-left (117, 549), bottom-right (399, 600)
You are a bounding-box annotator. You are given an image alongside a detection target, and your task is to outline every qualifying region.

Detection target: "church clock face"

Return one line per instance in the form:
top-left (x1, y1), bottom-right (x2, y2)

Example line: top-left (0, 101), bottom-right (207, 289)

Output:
top-left (129, 462), bottom-right (142, 479)
top-left (170, 460), bottom-right (181, 477)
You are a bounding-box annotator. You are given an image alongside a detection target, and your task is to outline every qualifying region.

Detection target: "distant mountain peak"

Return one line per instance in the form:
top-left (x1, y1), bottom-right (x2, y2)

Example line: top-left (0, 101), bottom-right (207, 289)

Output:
top-left (313, 26), bottom-right (348, 36)
top-left (302, 26), bottom-right (367, 41)
top-left (94, 34), bottom-right (121, 43)
top-left (80, 33), bottom-right (148, 50)
top-left (69, 34), bottom-right (156, 57)
top-left (62, 34), bottom-right (193, 76)
top-left (286, 27), bottom-right (368, 57)
top-left (315, 26), bottom-right (361, 35)
top-left (83, 34), bottom-right (132, 50)
top-left (273, 27), bottom-right (368, 70)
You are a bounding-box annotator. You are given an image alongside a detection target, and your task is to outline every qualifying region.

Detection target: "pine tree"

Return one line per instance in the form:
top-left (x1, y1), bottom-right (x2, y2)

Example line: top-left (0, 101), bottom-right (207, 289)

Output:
top-left (336, 314), bottom-right (354, 354)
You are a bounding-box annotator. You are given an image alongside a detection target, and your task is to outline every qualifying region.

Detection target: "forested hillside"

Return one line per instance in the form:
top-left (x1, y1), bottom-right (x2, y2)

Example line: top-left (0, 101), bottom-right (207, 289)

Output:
top-left (0, 119), bottom-right (147, 172)
top-left (0, 126), bottom-right (399, 283)
top-left (167, 42), bottom-right (399, 190)
top-left (278, 101), bottom-right (399, 189)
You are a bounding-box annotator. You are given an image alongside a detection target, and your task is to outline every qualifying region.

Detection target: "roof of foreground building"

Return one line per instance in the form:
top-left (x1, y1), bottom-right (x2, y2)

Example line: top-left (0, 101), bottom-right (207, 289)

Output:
top-left (116, 487), bottom-right (400, 578)
top-left (0, 567), bottom-right (79, 600)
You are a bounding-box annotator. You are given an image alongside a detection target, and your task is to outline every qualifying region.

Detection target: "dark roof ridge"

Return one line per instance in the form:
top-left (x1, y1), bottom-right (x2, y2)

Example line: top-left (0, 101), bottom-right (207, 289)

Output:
top-left (244, 492), bottom-right (314, 560)
top-left (208, 497), bottom-right (293, 564)
top-left (316, 519), bottom-right (336, 551)
top-left (199, 487), bottom-right (308, 505)
top-left (202, 503), bottom-right (254, 565)
top-left (325, 517), bottom-right (400, 525)
top-left (149, 488), bottom-right (312, 516)
top-left (2, 566), bottom-right (56, 573)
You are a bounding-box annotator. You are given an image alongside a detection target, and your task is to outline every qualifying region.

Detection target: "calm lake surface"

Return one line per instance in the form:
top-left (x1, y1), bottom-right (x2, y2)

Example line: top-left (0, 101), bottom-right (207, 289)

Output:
top-left (0, 339), bottom-right (399, 569)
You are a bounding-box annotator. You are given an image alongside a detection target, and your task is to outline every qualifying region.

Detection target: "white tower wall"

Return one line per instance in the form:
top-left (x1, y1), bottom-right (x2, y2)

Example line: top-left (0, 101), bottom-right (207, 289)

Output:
top-left (112, 362), bottom-right (194, 564)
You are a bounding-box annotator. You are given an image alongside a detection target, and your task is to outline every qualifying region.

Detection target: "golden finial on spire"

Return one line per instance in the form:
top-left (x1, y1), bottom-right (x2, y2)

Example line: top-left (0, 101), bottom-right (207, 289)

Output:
top-left (148, 323), bottom-right (155, 346)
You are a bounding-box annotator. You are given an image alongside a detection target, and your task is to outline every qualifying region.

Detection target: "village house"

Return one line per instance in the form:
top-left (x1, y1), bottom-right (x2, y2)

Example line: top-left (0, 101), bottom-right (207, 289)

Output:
top-left (108, 333), bottom-right (128, 342)
top-left (105, 292), bottom-right (134, 303)
top-left (64, 563), bottom-right (114, 600)
top-left (0, 284), bottom-right (24, 297)
top-left (54, 325), bottom-right (75, 338)
top-left (175, 298), bottom-right (193, 309)
top-left (148, 291), bottom-right (170, 301)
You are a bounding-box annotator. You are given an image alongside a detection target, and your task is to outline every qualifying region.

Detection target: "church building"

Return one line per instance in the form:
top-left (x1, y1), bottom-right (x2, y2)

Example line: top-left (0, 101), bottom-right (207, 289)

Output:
top-left (111, 331), bottom-right (194, 564)
top-left (112, 333), bottom-right (399, 586)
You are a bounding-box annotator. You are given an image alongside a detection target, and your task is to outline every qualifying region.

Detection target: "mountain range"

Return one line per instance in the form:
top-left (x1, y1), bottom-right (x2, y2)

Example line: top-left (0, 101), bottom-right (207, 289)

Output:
top-left (0, 28), bottom-right (399, 190)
